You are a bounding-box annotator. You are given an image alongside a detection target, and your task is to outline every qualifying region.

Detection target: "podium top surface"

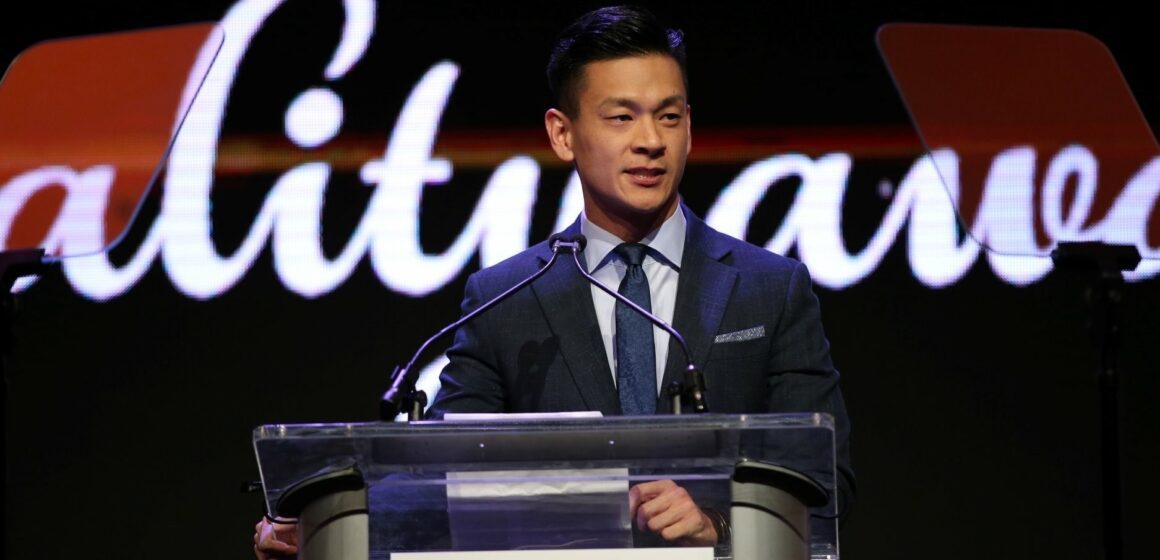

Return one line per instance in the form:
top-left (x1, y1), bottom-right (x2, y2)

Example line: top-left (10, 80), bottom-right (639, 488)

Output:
top-left (253, 412), bottom-right (833, 440)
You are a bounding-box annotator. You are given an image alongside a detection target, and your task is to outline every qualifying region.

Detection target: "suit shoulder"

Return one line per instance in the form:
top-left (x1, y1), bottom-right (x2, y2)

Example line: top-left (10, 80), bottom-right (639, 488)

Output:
top-left (702, 224), bottom-right (804, 276)
top-left (467, 241), bottom-right (551, 290)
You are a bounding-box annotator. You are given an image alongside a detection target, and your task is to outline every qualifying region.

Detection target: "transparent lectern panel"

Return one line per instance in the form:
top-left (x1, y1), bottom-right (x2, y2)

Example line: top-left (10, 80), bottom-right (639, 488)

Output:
top-left (253, 414), bottom-right (839, 559)
top-left (877, 24), bottom-right (1159, 263)
top-left (0, 22), bottom-right (223, 258)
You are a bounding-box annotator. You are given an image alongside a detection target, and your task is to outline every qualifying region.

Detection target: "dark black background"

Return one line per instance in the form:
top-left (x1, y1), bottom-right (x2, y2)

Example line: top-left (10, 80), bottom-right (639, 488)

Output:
top-left (3, 1), bottom-right (1157, 559)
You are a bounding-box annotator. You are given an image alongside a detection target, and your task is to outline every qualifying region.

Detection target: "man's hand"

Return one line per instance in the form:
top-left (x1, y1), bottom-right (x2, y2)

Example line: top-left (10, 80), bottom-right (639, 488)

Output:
top-left (254, 517), bottom-right (299, 560)
top-left (628, 480), bottom-right (718, 546)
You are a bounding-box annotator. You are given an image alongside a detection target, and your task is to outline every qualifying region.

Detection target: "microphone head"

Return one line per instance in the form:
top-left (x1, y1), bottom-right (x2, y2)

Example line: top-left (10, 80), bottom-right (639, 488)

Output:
top-left (549, 233), bottom-right (587, 253)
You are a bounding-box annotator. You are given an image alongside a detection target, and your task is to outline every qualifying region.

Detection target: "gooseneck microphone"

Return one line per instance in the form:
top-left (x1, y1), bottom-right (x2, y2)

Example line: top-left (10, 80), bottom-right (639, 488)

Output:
top-left (379, 233), bottom-right (581, 421)
top-left (561, 234), bottom-right (709, 414)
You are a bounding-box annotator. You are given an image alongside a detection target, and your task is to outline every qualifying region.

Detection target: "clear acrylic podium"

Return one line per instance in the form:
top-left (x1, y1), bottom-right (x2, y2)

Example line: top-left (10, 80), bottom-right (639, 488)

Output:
top-left (253, 413), bottom-right (839, 560)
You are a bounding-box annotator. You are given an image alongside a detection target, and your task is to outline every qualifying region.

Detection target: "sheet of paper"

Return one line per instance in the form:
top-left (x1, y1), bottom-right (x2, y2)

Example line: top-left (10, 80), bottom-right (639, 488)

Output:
top-left (446, 468), bottom-right (628, 498)
top-left (440, 410), bottom-right (632, 550)
top-left (442, 411), bottom-right (603, 422)
top-left (441, 410), bottom-right (625, 497)
top-left (395, 548), bottom-right (714, 560)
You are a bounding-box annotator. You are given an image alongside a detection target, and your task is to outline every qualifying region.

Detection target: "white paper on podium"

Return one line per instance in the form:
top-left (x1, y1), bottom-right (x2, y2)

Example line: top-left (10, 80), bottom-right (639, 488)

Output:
top-left (394, 548), bottom-right (714, 560)
top-left (441, 411), bottom-right (604, 422)
top-left (446, 468), bottom-right (629, 499)
top-left (440, 411), bottom-right (633, 550)
top-left (442, 411), bottom-right (624, 498)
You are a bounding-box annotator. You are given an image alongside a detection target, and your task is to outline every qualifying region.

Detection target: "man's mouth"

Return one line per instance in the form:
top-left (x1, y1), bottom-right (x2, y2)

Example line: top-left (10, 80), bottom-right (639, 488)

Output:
top-left (625, 167), bottom-right (665, 185)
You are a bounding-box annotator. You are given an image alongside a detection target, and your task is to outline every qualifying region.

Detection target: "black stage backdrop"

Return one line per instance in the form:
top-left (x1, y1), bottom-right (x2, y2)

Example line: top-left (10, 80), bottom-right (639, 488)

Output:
top-left (2, 1), bottom-right (1157, 559)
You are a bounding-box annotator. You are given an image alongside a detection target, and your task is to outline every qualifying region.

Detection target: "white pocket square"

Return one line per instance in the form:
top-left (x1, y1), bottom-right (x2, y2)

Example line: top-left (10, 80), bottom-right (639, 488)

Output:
top-left (714, 325), bottom-right (766, 344)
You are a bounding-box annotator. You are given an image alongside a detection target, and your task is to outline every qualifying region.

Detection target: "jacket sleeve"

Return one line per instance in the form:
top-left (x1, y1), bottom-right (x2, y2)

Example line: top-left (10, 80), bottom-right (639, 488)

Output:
top-left (425, 271), bottom-right (508, 417)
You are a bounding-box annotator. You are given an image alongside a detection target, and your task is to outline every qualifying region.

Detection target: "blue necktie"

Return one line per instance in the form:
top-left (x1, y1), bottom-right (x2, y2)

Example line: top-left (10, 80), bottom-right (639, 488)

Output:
top-left (614, 243), bottom-right (656, 415)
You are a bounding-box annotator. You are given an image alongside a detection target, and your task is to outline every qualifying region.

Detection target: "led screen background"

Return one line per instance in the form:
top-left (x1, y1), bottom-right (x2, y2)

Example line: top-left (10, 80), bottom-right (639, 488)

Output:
top-left (2, 1), bottom-right (1158, 559)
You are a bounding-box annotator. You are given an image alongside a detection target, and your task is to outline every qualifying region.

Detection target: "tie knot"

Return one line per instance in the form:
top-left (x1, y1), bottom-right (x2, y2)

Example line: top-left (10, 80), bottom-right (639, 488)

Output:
top-left (614, 243), bottom-right (648, 267)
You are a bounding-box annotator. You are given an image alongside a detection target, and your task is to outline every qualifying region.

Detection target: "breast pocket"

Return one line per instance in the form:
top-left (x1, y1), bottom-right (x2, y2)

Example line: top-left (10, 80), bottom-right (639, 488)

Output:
top-left (710, 336), bottom-right (770, 361)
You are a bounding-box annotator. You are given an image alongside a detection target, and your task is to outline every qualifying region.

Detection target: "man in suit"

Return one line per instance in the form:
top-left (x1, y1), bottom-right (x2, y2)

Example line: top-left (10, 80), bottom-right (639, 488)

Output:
top-left (428, 2), bottom-right (852, 548)
top-left (256, 5), bottom-right (852, 557)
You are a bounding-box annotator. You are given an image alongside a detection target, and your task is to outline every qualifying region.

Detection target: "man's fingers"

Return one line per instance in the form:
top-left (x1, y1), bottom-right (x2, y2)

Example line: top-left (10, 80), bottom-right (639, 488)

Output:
top-left (633, 481), bottom-right (683, 516)
top-left (254, 517), bottom-right (299, 559)
top-left (631, 479), bottom-right (675, 500)
top-left (255, 538), bottom-right (298, 560)
top-left (629, 479), bottom-right (677, 523)
top-left (628, 480), bottom-right (716, 545)
top-left (635, 482), bottom-right (672, 531)
top-left (640, 489), bottom-right (696, 533)
top-left (628, 484), bottom-right (642, 516)
top-left (259, 539), bottom-right (297, 553)
top-left (668, 508), bottom-right (717, 544)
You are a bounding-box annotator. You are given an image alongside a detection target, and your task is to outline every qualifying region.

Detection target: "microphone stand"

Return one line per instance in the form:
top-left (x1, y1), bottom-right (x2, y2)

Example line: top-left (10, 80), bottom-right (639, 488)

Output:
top-left (378, 236), bottom-right (576, 421)
top-left (1050, 240), bottom-right (1140, 560)
top-left (1, 247), bottom-right (52, 558)
top-left (564, 247), bottom-right (708, 414)
top-left (1, 249), bottom-right (49, 371)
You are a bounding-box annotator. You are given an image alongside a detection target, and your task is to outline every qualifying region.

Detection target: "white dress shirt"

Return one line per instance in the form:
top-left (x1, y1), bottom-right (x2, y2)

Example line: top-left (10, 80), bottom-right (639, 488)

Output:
top-left (580, 208), bottom-right (686, 394)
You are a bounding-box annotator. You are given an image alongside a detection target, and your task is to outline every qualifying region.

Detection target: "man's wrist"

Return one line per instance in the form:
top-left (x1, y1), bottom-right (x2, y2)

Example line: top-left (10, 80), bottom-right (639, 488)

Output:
top-left (701, 507), bottom-right (730, 545)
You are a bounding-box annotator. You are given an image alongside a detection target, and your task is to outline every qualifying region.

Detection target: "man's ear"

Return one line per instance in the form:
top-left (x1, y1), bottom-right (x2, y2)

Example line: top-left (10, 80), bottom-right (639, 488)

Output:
top-left (685, 104), bottom-right (692, 157)
top-left (544, 108), bottom-right (575, 163)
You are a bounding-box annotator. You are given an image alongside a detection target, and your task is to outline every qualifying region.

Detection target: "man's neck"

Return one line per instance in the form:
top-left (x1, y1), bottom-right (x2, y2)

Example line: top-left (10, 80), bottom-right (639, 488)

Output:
top-left (580, 203), bottom-right (686, 273)
top-left (583, 200), bottom-right (681, 243)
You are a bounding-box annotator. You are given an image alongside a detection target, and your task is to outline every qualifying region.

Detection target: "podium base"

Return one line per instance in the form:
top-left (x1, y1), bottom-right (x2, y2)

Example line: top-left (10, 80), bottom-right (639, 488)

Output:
top-left (298, 486), bottom-right (369, 560)
top-left (730, 460), bottom-right (828, 560)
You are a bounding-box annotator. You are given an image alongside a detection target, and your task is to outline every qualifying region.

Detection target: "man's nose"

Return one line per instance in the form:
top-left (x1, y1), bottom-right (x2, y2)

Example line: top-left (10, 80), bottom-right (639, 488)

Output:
top-left (632, 119), bottom-right (665, 156)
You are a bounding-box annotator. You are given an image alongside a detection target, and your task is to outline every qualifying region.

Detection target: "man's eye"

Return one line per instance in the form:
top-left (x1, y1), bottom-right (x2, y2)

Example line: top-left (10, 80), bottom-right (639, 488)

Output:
top-left (661, 113), bottom-right (682, 121)
top-left (608, 115), bottom-right (632, 122)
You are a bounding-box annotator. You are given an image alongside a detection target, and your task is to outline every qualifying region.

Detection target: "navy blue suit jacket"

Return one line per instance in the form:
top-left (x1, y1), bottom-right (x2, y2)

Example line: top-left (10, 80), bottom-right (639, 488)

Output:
top-left (428, 205), bottom-right (855, 512)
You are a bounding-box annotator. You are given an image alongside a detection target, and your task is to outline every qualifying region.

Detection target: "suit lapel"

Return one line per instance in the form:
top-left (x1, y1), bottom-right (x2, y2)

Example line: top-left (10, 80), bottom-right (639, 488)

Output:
top-left (658, 208), bottom-right (738, 412)
top-left (530, 222), bottom-right (621, 415)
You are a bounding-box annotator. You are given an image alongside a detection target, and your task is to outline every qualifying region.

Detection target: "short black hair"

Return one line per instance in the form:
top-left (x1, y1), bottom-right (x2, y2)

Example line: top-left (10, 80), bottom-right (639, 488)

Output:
top-left (546, 5), bottom-right (687, 116)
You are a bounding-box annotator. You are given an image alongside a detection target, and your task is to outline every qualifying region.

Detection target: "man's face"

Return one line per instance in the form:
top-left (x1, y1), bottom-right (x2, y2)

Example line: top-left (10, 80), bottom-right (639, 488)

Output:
top-left (545, 54), bottom-right (691, 240)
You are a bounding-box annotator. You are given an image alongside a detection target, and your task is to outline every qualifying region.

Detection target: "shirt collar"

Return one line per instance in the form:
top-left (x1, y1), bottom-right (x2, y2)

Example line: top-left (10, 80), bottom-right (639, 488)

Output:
top-left (580, 205), bottom-right (686, 274)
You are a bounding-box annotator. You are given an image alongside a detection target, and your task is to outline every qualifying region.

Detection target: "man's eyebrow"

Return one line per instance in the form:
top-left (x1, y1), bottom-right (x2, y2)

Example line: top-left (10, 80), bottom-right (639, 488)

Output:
top-left (598, 95), bottom-right (688, 111)
top-left (655, 95), bottom-right (688, 109)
